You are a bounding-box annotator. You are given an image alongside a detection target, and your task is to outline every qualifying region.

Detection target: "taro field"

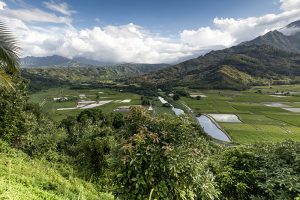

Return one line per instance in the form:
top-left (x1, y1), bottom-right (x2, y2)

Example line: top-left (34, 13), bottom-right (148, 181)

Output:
top-left (180, 85), bottom-right (300, 144)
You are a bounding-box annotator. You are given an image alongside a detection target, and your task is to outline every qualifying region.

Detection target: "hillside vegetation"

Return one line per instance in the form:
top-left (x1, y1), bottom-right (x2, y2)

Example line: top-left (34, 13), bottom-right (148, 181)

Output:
top-left (240, 19), bottom-right (300, 53)
top-left (1, 77), bottom-right (300, 199)
top-left (138, 21), bottom-right (300, 90)
top-left (139, 45), bottom-right (300, 90)
top-left (2, 19), bottom-right (300, 200)
top-left (0, 141), bottom-right (113, 200)
top-left (22, 63), bottom-right (168, 83)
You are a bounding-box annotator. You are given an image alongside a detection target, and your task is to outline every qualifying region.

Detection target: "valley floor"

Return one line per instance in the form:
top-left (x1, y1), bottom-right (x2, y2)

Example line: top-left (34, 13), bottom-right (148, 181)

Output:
top-left (179, 85), bottom-right (300, 144)
top-left (29, 85), bottom-right (300, 144)
top-left (29, 87), bottom-right (141, 121)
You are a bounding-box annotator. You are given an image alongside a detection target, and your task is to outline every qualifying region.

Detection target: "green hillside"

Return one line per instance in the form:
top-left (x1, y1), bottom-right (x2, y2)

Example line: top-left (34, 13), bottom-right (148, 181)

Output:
top-left (22, 63), bottom-right (169, 83)
top-left (0, 141), bottom-right (113, 200)
top-left (240, 30), bottom-right (300, 53)
top-left (139, 45), bottom-right (300, 90)
top-left (240, 20), bottom-right (300, 53)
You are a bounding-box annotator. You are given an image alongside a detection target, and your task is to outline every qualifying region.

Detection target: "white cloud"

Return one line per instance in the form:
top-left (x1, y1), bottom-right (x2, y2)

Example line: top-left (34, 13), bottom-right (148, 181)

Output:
top-left (280, 26), bottom-right (300, 35)
top-left (2, 0), bottom-right (300, 64)
top-left (180, 27), bottom-right (235, 47)
top-left (280, 0), bottom-right (300, 11)
top-left (0, 1), bottom-right (71, 25)
top-left (0, 1), bottom-right (6, 10)
top-left (180, 0), bottom-right (300, 47)
top-left (43, 1), bottom-right (75, 16)
top-left (24, 24), bottom-right (198, 63)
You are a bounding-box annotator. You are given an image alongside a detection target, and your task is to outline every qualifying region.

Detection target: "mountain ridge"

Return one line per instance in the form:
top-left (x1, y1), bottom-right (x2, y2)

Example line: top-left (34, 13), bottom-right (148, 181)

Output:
top-left (240, 20), bottom-right (300, 52)
top-left (138, 44), bottom-right (300, 90)
top-left (22, 63), bottom-right (170, 85)
top-left (21, 55), bottom-right (73, 67)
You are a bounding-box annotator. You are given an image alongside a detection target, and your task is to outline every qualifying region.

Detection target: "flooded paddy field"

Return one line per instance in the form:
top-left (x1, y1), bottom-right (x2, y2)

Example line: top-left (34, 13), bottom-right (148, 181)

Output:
top-left (198, 115), bottom-right (231, 142)
top-left (180, 86), bottom-right (300, 144)
top-left (208, 114), bottom-right (242, 123)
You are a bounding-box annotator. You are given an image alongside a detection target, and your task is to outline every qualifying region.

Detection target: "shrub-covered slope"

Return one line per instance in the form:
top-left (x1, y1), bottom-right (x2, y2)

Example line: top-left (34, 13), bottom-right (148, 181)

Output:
top-left (0, 141), bottom-right (113, 200)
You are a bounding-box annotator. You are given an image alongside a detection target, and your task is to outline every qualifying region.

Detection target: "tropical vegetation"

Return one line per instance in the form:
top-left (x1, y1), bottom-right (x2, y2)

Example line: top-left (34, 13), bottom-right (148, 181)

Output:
top-left (0, 20), bottom-right (300, 200)
top-left (0, 21), bottom-right (20, 90)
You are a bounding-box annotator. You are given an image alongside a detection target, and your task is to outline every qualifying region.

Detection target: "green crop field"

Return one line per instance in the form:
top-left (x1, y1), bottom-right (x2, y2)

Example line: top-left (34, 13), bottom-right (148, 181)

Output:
top-left (29, 85), bottom-right (300, 144)
top-left (180, 85), bottom-right (300, 144)
top-left (29, 87), bottom-right (142, 121)
top-left (29, 87), bottom-right (176, 121)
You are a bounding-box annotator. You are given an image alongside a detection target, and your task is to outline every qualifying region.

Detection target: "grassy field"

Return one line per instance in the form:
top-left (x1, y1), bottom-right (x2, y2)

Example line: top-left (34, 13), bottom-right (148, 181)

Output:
top-left (180, 85), bottom-right (300, 144)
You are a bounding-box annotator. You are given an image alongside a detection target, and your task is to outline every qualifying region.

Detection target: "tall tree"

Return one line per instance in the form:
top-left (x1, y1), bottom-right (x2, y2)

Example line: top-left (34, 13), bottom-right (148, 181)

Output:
top-left (0, 21), bottom-right (20, 90)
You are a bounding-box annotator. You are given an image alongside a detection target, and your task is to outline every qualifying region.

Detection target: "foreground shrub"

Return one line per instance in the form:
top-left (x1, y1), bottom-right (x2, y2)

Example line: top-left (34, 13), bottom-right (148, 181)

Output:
top-left (209, 141), bottom-right (300, 200)
top-left (0, 79), bottom-right (36, 147)
top-left (0, 140), bottom-right (114, 200)
top-left (60, 109), bottom-right (119, 188)
top-left (114, 107), bottom-right (219, 200)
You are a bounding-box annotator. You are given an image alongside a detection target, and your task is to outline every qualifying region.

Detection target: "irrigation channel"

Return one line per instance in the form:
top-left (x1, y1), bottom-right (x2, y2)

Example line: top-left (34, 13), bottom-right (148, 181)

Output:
top-left (197, 115), bottom-right (231, 142)
top-left (158, 96), bottom-right (231, 143)
top-left (158, 96), bottom-right (185, 116)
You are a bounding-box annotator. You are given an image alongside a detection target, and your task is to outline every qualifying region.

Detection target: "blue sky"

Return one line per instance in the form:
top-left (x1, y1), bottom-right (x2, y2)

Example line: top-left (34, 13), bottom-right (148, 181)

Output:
top-left (65, 0), bottom-right (278, 33)
top-left (7, 0), bottom-right (280, 35)
top-left (1, 0), bottom-right (300, 63)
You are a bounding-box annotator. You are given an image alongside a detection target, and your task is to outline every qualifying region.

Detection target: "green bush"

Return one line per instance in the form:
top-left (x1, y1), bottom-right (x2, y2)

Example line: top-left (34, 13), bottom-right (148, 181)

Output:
top-left (173, 94), bottom-right (180, 101)
top-left (0, 140), bottom-right (113, 200)
top-left (209, 141), bottom-right (300, 200)
top-left (114, 107), bottom-right (219, 199)
top-left (141, 96), bottom-right (151, 105)
top-left (60, 109), bottom-right (119, 186)
top-left (0, 79), bottom-right (36, 147)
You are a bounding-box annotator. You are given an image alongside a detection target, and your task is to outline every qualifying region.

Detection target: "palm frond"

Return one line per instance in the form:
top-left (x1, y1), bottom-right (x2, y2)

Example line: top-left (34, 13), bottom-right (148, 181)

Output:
top-left (0, 21), bottom-right (21, 74)
top-left (0, 69), bottom-right (14, 90)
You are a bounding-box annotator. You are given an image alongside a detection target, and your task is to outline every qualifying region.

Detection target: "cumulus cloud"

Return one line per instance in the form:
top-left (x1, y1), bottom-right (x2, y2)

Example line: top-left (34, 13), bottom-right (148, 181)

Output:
top-left (1, 0), bottom-right (300, 63)
top-left (181, 0), bottom-right (300, 47)
top-left (213, 8), bottom-right (300, 43)
top-left (180, 27), bottom-right (235, 47)
top-left (0, 1), bottom-right (6, 10)
top-left (18, 23), bottom-right (198, 63)
top-left (43, 1), bottom-right (75, 16)
top-left (280, 0), bottom-right (300, 11)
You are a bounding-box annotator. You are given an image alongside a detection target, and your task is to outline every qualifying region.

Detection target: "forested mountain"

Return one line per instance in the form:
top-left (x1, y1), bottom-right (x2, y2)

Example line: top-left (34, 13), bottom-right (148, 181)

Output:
top-left (139, 44), bottom-right (300, 89)
top-left (240, 30), bottom-right (299, 53)
top-left (22, 63), bottom-right (169, 83)
top-left (72, 56), bottom-right (115, 66)
top-left (21, 55), bottom-right (115, 68)
top-left (21, 55), bottom-right (74, 67)
top-left (139, 20), bottom-right (300, 90)
top-left (241, 20), bottom-right (300, 53)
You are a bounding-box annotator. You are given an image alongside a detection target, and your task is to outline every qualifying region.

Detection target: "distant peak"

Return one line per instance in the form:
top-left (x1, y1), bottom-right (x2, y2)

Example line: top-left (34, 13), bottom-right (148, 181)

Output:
top-left (279, 20), bottom-right (300, 36)
top-left (285, 20), bottom-right (300, 28)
